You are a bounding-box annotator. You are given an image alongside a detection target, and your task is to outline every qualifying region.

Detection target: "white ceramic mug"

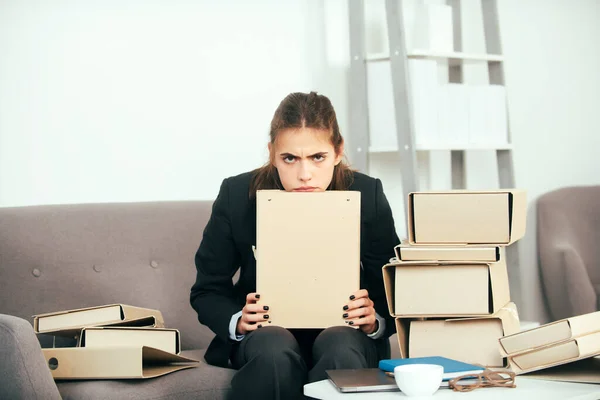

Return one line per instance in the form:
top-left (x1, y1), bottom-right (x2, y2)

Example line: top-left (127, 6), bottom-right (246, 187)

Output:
top-left (393, 364), bottom-right (444, 397)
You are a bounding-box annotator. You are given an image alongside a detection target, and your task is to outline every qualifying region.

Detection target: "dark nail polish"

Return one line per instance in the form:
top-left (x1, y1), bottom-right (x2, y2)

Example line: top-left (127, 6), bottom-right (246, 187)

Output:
top-left (349, 295), bottom-right (355, 300)
top-left (264, 314), bottom-right (269, 319)
top-left (258, 324), bottom-right (263, 328)
top-left (343, 313), bottom-right (348, 318)
top-left (263, 305), bottom-right (269, 311)
top-left (268, 320), bottom-right (272, 323)
top-left (343, 305), bottom-right (349, 311)
top-left (349, 321), bottom-right (354, 325)
top-left (255, 294), bottom-right (260, 299)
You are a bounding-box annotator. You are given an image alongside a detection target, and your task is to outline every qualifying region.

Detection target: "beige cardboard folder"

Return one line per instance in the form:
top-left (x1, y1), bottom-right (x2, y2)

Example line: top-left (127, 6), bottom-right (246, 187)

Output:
top-left (255, 190), bottom-right (361, 329)
top-left (33, 304), bottom-right (165, 336)
top-left (407, 190), bottom-right (526, 245)
top-left (79, 327), bottom-right (180, 354)
top-left (499, 311), bottom-right (600, 357)
top-left (394, 243), bottom-right (500, 262)
top-left (508, 330), bottom-right (600, 374)
top-left (406, 303), bottom-right (520, 367)
top-left (382, 259), bottom-right (510, 317)
top-left (42, 346), bottom-right (198, 380)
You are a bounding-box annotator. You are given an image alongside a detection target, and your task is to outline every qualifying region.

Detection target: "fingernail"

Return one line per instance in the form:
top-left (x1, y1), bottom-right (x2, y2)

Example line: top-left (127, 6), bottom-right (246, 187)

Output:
top-left (349, 295), bottom-right (355, 300)
top-left (264, 314), bottom-right (269, 319)
top-left (268, 320), bottom-right (272, 323)
top-left (255, 294), bottom-right (260, 299)
top-left (343, 305), bottom-right (349, 311)
top-left (349, 321), bottom-right (354, 325)
top-left (343, 313), bottom-right (348, 318)
top-left (263, 305), bottom-right (269, 311)
top-left (258, 324), bottom-right (263, 328)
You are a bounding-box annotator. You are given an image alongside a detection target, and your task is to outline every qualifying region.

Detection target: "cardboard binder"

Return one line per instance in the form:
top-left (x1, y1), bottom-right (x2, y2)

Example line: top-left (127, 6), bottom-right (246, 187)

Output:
top-left (508, 331), bottom-right (600, 374)
top-left (394, 243), bottom-right (500, 262)
top-left (382, 259), bottom-right (511, 317)
top-left (33, 304), bottom-right (165, 336)
top-left (499, 311), bottom-right (600, 356)
top-left (42, 346), bottom-right (198, 380)
top-left (407, 190), bottom-right (526, 245)
top-left (79, 327), bottom-right (180, 354)
top-left (407, 303), bottom-right (520, 367)
top-left (255, 190), bottom-right (361, 329)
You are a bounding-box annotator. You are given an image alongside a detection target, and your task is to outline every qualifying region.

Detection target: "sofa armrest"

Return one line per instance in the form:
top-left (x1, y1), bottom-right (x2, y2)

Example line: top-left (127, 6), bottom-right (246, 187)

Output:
top-left (0, 314), bottom-right (61, 400)
top-left (557, 245), bottom-right (596, 318)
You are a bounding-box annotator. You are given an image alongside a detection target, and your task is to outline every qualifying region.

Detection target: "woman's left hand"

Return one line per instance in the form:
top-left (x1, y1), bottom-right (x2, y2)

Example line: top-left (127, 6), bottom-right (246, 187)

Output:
top-left (342, 289), bottom-right (377, 334)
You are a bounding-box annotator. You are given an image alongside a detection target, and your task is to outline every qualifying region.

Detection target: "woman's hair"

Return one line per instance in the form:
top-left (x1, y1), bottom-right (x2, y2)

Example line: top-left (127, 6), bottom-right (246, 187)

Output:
top-left (249, 91), bottom-right (354, 198)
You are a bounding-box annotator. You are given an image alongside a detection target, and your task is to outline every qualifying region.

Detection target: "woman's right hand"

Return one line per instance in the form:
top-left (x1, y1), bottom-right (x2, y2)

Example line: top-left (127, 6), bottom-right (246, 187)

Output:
top-left (235, 292), bottom-right (270, 336)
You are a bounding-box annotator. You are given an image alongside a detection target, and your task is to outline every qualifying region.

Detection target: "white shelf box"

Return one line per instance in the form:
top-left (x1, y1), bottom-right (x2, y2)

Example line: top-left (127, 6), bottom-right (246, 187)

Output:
top-left (411, 3), bottom-right (454, 53)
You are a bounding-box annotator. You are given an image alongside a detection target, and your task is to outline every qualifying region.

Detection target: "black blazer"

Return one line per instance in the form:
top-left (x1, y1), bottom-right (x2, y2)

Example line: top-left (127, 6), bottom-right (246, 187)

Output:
top-left (190, 170), bottom-right (400, 367)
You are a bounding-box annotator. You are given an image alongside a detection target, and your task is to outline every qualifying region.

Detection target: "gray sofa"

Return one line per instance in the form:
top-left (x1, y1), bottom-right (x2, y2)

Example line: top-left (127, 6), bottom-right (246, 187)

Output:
top-left (537, 185), bottom-right (600, 321)
top-left (0, 201), bottom-right (235, 400)
top-left (0, 200), bottom-right (400, 399)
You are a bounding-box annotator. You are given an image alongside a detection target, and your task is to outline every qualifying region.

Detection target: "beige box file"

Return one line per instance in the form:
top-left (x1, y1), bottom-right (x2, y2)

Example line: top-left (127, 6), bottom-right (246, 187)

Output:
top-left (79, 327), bottom-right (180, 354)
top-left (42, 346), bottom-right (198, 380)
top-left (499, 311), bottom-right (600, 356)
top-left (407, 303), bottom-right (520, 368)
top-left (255, 190), bottom-right (360, 328)
top-left (407, 190), bottom-right (526, 245)
top-left (382, 259), bottom-right (510, 317)
top-left (394, 243), bottom-right (500, 262)
top-left (508, 331), bottom-right (600, 375)
top-left (33, 304), bottom-right (164, 337)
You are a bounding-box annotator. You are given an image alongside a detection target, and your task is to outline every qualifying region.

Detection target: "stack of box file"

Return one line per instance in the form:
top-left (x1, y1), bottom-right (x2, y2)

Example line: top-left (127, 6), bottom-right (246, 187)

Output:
top-left (32, 304), bottom-right (198, 380)
top-left (382, 190), bottom-right (526, 368)
top-left (498, 311), bottom-right (600, 381)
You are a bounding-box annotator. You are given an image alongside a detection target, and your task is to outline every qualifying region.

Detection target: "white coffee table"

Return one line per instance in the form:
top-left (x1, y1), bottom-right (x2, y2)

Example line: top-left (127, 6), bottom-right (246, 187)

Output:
top-left (304, 377), bottom-right (600, 399)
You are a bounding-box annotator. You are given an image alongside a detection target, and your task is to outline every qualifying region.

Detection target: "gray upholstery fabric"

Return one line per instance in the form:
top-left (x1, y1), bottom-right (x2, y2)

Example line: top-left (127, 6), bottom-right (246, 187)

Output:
top-left (55, 350), bottom-right (234, 400)
top-left (0, 314), bottom-right (62, 400)
top-left (537, 186), bottom-right (600, 320)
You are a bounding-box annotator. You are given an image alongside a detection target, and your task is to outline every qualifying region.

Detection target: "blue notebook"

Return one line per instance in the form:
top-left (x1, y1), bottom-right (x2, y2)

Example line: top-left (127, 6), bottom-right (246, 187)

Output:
top-left (378, 356), bottom-right (484, 380)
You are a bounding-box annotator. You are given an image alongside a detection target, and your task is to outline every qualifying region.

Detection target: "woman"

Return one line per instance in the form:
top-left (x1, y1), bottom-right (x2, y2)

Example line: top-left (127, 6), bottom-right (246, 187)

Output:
top-left (190, 92), bottom-right (399, 400)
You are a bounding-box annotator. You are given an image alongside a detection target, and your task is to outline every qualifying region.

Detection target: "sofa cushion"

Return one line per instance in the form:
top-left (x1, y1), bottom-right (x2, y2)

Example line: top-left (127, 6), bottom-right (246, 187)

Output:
top-left (55, 349), bottom-right (234, 400)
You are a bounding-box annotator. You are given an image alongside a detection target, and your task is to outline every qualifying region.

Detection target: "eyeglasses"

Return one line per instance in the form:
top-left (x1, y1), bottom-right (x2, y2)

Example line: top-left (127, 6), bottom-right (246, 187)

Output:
top-left (448, 369), bottom-right (516, 392)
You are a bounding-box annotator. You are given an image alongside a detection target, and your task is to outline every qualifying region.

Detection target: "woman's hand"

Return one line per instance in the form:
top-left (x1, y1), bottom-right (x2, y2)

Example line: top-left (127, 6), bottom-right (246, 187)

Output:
top-left (236, 293), bottom-right (270, 336)
top-left (342, 289), bottom-right (378, 334)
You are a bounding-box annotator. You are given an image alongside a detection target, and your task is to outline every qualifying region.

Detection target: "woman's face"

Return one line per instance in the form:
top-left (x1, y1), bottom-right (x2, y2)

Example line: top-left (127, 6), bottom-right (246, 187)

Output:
top-left (269, 127), bottom-right (343, 192)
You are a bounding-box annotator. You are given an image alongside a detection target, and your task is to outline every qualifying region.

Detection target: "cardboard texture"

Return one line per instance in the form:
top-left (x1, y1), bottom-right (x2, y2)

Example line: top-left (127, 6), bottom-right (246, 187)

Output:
top-left (508, 331), bottom-right (600, 375)
top-left (382, 259), bottom-right (511, 317)
top-left (394, 243), bottom-right (500, 262)
top-left (79, 327), bottom-right (180, 354)
top-left (499, 311), bottom-right (600, 357)
top-left (33, 304), bottom-right (165, 335)
top-left (407, 303), bottom-right (520, 367)
top-left (407, 190), bottom-right (526, 245)
top-left (255, 190), bottom-right (361, 329)
top-left (42, 346), bottom-right (198, 379)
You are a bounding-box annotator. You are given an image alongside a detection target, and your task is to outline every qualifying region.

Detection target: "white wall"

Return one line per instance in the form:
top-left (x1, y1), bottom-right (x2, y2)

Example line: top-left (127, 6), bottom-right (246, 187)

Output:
top-left (495, 0), bottom-right (600, 323)
top-left (1, 0), bottom-right (599, 322)
top-left (0, 0), bottom-right (346, 205)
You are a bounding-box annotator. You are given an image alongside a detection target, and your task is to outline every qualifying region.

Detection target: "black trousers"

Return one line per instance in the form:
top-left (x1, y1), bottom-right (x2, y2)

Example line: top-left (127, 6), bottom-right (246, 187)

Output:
top-left (228, 326), bottom-right (387, 400)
